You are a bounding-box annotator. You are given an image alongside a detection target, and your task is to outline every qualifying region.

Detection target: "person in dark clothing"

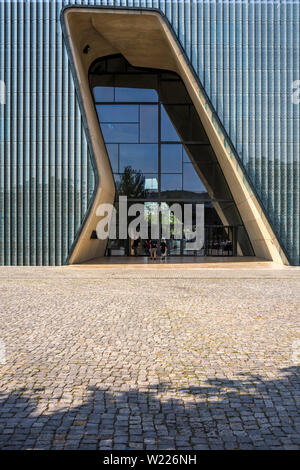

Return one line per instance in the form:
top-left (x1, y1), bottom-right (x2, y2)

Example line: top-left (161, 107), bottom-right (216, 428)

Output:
top-left (149, 239), bottom-right (157, 260)
top-left (160, 239), bottom-right (167, 261)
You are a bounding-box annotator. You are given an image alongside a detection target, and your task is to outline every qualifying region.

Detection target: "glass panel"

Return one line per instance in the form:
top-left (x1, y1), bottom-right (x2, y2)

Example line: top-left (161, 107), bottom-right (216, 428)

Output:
top-left (161, 144), bottom-right (182, 173)
top-left (93, 86), bottom-right (114, 102)
top-left (205, 202), bottom-right (253, 256)
top-left (161, 105), bottom-right (181, 142)
top-left (106, 144), bottom-right (118, 173)
top-left (164, 105), bottom-right (209, 142)
top-left (114, 173), bottom-right (158, 196)
top-left (206, 164), bottom-right (232, 200)
top-left (183, 147), bottom-right (190, 162)
top-left (106, 239), bottom-right (128, 256)
top-left (185, 145), bottom-right (232, 200)
top-left (97, 104), bottom-right (138, 123)
top-left (159, 80), bottom-right (192, 104)
top-left (217, 202), bottom-right (243, 226)
top-left (186, 106), bottom-right (210, 142)
top-left (236, 226), bottom-right (254, 256)
top-left (115, 74), bottom-right (158, 94)
top-left (184, 144), bottom-right (219, 165)
top-left (161, 174), bottom-right (182, 192)
top-left (113, 173), bottom-right (122, 186)
top-left (115, 87), bottom-right (158, 102)
top-left (101, 123), bottom-right (139, 143)
top-left (140, 105), bottom-right (158, 143)
top-left (168, 239), bottom-right (181, 255)
top-left (205, 225), bottom-right (234, 257)
top-left (119, 144), bottom-right (158, 173)
top-left (205, 201), bottom-right (224, 225)
top-left (144, 175), bottom-right (158, 191)
top-left (144, 202), bottom-right (160, 226)
top-left (183, 163), bottom-right (206, 193)
top-left (115, 170), bottom-right (147, 199)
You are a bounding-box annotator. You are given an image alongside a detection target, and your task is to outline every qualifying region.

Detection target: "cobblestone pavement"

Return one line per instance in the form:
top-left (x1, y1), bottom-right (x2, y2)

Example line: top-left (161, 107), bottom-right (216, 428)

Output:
top-left (0, 266), bottom-right (300, 450)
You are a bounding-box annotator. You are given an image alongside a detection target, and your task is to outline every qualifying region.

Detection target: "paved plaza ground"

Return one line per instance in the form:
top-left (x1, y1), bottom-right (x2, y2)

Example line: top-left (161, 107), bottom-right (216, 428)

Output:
top-left (0, 263), bottom-right (300, 450)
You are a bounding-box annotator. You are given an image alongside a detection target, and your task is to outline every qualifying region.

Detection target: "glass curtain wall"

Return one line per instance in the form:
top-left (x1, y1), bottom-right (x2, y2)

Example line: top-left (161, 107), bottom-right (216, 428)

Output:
top-left (89, 55), bottom-right (254, 257)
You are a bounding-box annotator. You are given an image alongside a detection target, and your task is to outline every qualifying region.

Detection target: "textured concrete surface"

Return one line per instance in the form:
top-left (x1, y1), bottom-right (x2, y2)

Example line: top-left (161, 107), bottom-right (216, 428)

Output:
top-left (0, 265), bottom-right (300, 450)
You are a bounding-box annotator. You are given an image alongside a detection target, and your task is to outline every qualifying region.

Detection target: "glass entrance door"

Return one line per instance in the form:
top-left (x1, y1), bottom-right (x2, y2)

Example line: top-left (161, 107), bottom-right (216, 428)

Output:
top-left (118, 200), bottom-right (207, 257)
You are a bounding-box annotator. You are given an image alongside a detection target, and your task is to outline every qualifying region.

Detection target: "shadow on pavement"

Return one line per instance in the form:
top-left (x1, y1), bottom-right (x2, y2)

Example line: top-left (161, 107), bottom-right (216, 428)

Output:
top-left (0, 366), bottom-right (299, 450)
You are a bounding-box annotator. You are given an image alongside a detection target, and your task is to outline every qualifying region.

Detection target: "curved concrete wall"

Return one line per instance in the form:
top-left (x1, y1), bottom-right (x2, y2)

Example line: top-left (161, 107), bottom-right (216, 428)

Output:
top-left (63, 7), bottom-right (288, 265)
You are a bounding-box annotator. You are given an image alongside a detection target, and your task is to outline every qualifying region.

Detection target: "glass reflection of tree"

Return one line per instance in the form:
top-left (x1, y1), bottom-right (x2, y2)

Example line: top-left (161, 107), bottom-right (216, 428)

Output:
top-left (116, 166), bottom-right (147, 199)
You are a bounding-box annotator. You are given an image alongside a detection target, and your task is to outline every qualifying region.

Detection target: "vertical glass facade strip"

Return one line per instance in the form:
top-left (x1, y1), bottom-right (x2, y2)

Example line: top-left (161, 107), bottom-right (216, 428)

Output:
top-left (0, 0), bottom-right (96, 265)
top-left (0, 1), bottom-right (299, 265)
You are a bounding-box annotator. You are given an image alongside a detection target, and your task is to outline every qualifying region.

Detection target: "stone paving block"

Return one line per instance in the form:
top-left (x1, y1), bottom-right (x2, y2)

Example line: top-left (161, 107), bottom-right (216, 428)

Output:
top-left (0, 266), bottom-right (299, 450)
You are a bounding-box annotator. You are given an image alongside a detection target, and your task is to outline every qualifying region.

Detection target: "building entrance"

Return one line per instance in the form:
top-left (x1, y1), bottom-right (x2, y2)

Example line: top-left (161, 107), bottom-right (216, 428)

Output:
top-left (106, 200), bottom-right (238, 258)
top-left (89, 54), bottom-right (254, 259)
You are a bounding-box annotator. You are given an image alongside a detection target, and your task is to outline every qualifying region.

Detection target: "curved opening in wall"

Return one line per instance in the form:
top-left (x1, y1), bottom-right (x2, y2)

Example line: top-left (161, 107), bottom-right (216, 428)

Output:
top-left (62, 7), bottom-right (288, 265)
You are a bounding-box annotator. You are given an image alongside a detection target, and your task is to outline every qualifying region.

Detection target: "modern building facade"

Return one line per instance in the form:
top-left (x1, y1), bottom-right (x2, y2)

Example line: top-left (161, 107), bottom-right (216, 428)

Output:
top-left (0, 0), bottom-right (299, 265)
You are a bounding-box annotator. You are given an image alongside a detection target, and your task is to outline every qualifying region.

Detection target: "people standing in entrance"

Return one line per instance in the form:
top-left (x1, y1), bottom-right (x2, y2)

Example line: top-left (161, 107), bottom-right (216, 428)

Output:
top-left (149, 239), bottom-right (157, 260)
top-left (160, 239), bottom-right (167, 261)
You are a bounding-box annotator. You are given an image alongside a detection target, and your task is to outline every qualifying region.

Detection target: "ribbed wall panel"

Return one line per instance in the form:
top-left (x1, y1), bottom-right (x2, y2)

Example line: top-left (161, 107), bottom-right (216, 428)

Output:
top-left (0, 0), bottom-right (299, 265)
top-left (0, 0), bottom-right (96, 265)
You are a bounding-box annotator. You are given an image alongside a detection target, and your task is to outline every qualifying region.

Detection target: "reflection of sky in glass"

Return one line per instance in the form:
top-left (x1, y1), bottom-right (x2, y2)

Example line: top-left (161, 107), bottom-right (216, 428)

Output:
top-left (161, 144), bottom-right (182, 173)
top-left (95, 82), bottom-right (230, 199)
top-left (119, 144), bottom-right (158, 173)
top-left (106, 144), bottom-right (118, 173)
top-left (115, 87), bottom-right (158, 102)
top-left (183, 147), bottom-right (190, 162)
top-left (101, 123), bottom-right (139, 143)
top-left (161, 105), bottom-right (180, 142)
top-left (183, 163), bottom-right (206, 193)
top-left (161, 174), bottom-right (182, 191)
top-left (94, 87), bottom-right (158, 103)
top-left (94, 86), bottom-right (114, 102)
top-left (140, 105), bottom-right (158, 143)
top-left (97, 104), bottom-right (138, 122)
